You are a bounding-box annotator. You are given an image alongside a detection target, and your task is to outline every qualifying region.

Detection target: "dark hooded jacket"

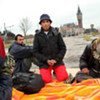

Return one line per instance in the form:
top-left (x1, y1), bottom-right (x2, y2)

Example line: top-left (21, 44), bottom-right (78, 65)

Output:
top-left (9, 42), bottom-right (33, 73)
top-left (33, 27), bottom-right (66, 68)
top-left (80, 43), bottom-right (100, 72)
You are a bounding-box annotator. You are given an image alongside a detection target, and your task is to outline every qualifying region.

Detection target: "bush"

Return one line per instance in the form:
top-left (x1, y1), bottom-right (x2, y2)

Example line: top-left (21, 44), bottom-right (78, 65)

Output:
top-left (83, 35), bottom-right (91, 41)
top-left (92, 32), bottom-right (100, 36)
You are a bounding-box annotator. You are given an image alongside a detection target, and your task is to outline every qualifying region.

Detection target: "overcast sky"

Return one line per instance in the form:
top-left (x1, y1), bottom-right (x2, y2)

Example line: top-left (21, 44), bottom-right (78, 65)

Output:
top-left (0, 0), bottom-right (100, 34)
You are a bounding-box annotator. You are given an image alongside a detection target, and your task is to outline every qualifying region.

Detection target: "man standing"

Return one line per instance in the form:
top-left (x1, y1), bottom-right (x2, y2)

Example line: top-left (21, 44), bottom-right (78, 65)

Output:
top-left (0, 36), bottom-right (12, 100)
top-left (33, 14), bottom-right (68, 83)
top-left (80, 38), bottom-right (100, 78)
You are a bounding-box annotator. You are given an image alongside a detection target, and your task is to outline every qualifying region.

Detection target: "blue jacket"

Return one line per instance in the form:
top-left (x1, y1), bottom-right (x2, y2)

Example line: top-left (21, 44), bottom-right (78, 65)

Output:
top-left (9, 42), bottom-right (33, 73)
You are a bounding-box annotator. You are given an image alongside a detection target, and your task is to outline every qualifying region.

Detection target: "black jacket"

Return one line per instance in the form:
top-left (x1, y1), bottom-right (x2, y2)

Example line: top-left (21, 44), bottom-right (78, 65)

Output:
top-left (0, 56), bottom-right (4, 67)
top-left (9, 42), bottom-right (33, 59)
top-left (80, 44), bottom-right (100, 71)
top-left (33, 27), bottom-right (66, 68)
top-left (0, 74), bottom-right (12, 100)
top-left (0, 56), bottom-right (4, 74)
top-left (9, 42), bottom-right (33, 73)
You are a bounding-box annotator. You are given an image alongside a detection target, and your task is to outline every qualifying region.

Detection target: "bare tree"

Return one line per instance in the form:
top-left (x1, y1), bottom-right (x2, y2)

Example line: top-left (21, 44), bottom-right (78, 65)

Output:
top-left (19, 17), bottom-right (32, 42)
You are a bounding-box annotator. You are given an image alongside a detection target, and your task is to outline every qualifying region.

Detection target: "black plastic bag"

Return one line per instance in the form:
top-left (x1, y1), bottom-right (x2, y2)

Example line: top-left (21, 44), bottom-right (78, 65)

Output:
top-left (71, 72), bottom-right (93, 83)
top-left (13, 72), bottom-right (45, 94)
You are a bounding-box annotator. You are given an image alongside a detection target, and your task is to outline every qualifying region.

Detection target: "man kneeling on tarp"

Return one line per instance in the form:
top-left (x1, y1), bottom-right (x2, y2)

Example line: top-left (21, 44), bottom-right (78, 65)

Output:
top-left (72, 38), bottom-right (100, 83)
top-left (33, 14), bottom-right (69, 83)
top-left (80, 37), bottom-right (100, 78)
top-left (0, 36), bottom-right (12, 100)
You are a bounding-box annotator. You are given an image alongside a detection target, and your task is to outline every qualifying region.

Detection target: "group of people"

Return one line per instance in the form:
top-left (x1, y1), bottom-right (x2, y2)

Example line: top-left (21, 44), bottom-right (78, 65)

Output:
top-left (0, 14), bottom-right (100, 100)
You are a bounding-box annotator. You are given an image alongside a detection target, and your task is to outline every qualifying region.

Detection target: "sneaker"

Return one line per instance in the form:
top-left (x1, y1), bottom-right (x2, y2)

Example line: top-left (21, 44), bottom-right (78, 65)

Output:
top-left (64, 73), bottom-right (74, 84)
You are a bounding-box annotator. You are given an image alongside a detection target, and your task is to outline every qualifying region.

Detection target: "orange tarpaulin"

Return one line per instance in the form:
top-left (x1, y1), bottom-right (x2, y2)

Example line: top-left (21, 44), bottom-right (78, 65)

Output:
top-left (12, 79), bottom-right (100, 100)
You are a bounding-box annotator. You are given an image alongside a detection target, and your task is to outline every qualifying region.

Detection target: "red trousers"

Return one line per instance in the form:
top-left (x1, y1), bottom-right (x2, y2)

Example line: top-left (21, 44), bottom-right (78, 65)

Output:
top-left (0, 37), bottom-right (6, 59)
top-left (40, 65), bottom-right (68, 83)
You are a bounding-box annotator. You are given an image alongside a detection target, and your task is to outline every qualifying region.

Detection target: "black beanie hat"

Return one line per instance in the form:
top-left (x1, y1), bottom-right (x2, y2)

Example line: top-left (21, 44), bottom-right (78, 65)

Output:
top-left (39, 14), bottom-right (52, 24)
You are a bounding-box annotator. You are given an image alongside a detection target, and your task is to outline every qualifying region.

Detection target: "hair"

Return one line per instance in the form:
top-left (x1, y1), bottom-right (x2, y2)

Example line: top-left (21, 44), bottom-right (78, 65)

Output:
top-left (15, 34), bottom-right (23, 40)
top-left (92, 38), bottom-right (100, 50)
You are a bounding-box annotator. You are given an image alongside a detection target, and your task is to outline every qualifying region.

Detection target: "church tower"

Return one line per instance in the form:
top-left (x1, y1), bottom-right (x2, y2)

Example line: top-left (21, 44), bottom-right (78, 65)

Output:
top-left (77, 6), bottom-right (83, 28)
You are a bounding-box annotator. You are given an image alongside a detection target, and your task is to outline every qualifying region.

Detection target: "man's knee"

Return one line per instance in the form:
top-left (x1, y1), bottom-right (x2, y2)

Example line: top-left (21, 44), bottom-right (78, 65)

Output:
top-left (55, 69), bottom-right (69, 81)
top-left (57, 73), bottom-right (68, 81)
top-left (42, 77), bottom-right (52, 83)
top-left (54, 65), bottom-right (68, 81)
top-left (40, 72), bottom-right (52, 83)
top-left (40, 68), bottom-right (52, 83)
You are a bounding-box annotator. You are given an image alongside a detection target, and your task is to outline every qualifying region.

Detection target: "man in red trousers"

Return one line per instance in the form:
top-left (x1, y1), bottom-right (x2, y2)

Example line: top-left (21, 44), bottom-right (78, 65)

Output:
top-left (33, 14), bottom-right (69, 83)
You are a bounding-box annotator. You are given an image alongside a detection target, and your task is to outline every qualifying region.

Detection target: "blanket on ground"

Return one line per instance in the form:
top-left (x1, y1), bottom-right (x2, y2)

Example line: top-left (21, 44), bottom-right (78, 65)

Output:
top-left (12, 79), bottom-right (100, 100)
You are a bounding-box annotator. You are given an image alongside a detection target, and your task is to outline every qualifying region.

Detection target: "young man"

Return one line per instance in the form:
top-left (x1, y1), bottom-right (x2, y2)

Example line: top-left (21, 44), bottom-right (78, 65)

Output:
top-left (80, 37), bottom-right (100, 78)
top-left (33, 14), bottom-right (69, 83)
top-left (0, 36), bottom-right (12, 100)
top-left (9, 34), bottom-right (34, 74)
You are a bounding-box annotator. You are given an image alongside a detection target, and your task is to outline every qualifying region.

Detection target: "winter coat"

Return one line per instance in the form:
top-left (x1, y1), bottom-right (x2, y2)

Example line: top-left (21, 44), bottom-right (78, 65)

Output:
top-left (33, 27), bottom-right (66, 68)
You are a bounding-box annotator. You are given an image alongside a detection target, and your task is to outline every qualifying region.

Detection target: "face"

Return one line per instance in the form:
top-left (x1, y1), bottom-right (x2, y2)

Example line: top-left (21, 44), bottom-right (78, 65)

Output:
top-left (40, 20), bottom-right (51, 31)
top-left (16, 36), bottom-right (24, 44)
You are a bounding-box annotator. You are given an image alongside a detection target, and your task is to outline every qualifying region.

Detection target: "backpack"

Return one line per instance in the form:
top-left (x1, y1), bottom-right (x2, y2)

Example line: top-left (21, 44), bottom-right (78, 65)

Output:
top-left (12, 72), bottom-right (45, 94)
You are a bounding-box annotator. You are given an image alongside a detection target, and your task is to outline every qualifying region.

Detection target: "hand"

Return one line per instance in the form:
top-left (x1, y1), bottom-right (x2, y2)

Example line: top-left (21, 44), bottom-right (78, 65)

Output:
top-left (47, 60), bottom-right (52, 66)
top-left (81, 68), bottom-right (89, 74)
top-left (50, 59), bottom-right (57, 65)
top-left (47, 59), bottom-right (57, 66)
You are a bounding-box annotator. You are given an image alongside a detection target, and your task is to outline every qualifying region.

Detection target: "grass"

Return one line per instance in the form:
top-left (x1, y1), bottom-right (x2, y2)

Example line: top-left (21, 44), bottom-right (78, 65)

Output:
top-left (83, 34), bottom-right (92, 41)
top-left (92, 32), bottom-right (100, 36)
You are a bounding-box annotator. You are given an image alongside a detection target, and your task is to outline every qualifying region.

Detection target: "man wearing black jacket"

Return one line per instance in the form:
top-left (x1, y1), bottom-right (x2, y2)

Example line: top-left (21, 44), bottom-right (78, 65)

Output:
top-left (9, 34), bottom-right (34, 74)
top-left (9, 34), bottom-right (45, 93)
top-left (80, 38), bottom-right (100, 78)
top-left (33, 14), bottom-right (68, 83)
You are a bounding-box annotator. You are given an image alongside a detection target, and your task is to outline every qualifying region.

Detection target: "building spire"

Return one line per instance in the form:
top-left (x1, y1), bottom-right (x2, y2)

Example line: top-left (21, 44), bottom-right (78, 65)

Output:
top-left (77, 6), bottom-right (83, 28)
top-left (77, 6), bottom-right (82, 15)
